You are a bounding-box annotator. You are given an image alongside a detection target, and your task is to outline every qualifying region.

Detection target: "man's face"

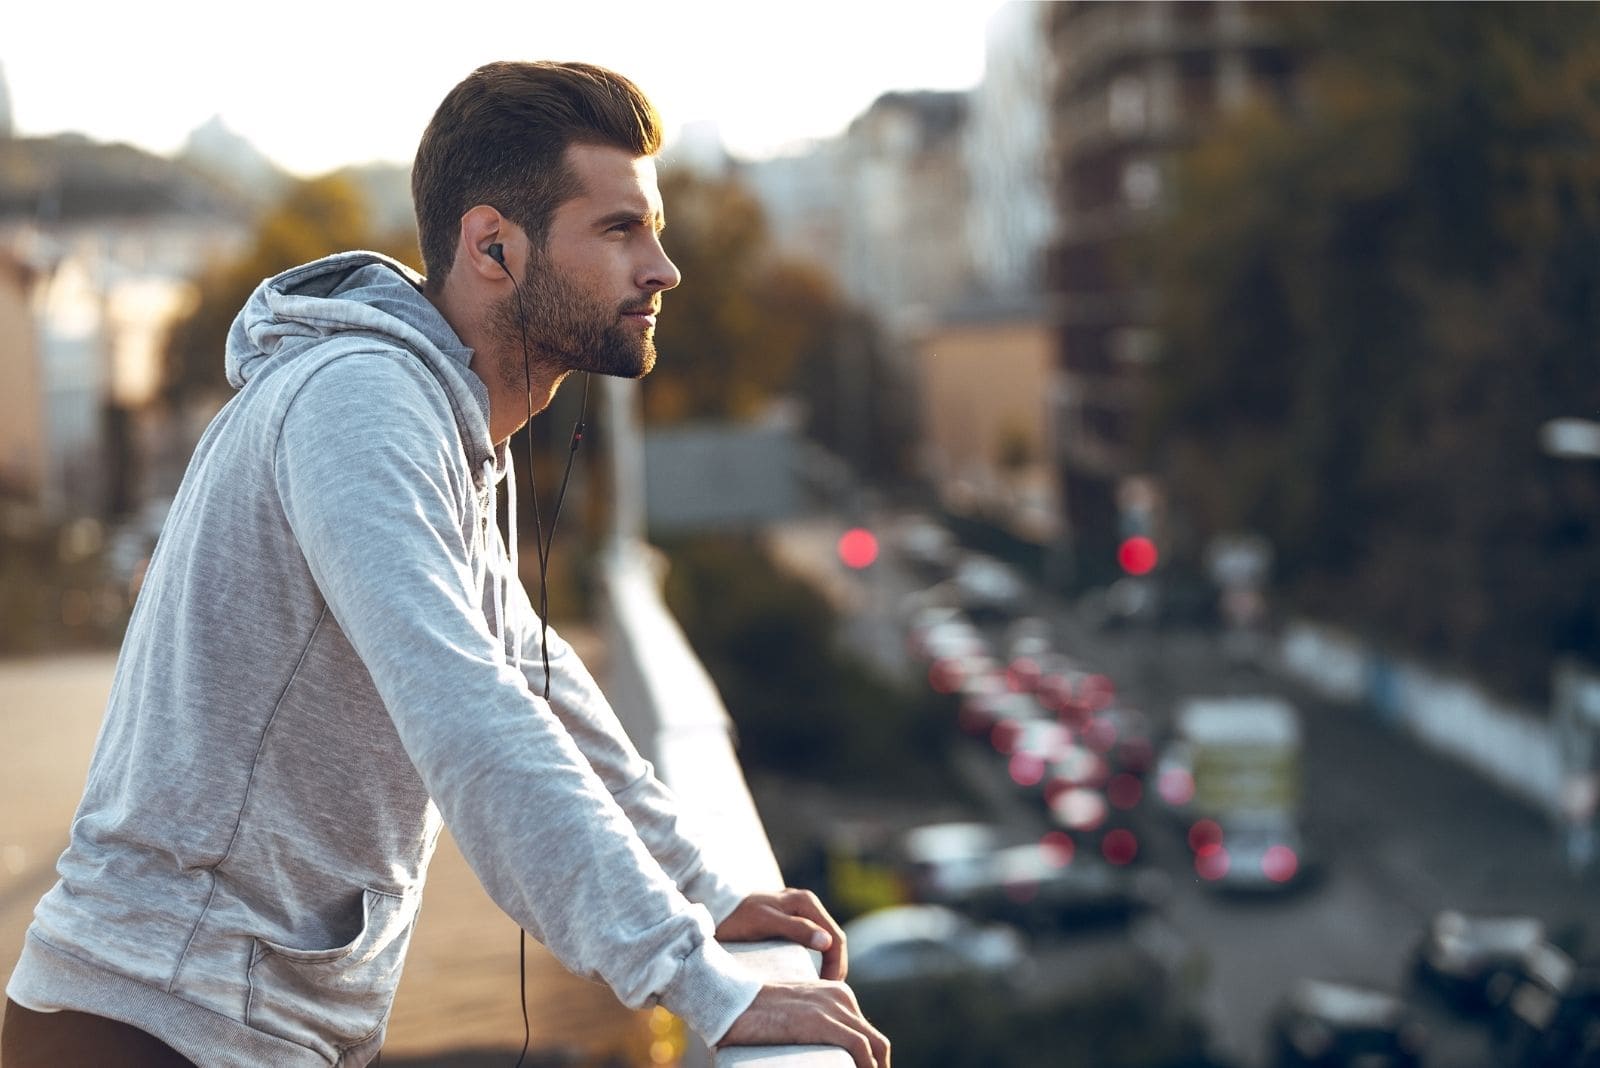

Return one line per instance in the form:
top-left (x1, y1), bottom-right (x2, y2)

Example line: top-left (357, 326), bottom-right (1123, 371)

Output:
top-left (491, 144), bottom-right (679, 386)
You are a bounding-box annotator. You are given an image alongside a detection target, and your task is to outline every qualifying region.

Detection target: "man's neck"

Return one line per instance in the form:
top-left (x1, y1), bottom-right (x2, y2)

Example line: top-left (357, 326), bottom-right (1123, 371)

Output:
top-left (425, 283), bottom-right (562, 444)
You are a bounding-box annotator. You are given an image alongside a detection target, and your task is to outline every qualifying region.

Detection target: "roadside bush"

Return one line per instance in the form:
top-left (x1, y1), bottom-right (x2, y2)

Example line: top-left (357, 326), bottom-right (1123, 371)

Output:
top-left (661, 533), bottom-right (949, 795)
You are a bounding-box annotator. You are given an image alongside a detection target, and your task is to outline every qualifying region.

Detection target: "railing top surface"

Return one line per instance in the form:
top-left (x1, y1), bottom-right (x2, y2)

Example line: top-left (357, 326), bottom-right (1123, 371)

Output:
top-left (599, 548), bottom-right (851, 1068)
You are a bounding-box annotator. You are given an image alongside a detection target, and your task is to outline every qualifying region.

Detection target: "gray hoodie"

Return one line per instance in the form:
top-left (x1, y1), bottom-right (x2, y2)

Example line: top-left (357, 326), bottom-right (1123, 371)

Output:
top-left (6, 251), bottom-right (761, 1066)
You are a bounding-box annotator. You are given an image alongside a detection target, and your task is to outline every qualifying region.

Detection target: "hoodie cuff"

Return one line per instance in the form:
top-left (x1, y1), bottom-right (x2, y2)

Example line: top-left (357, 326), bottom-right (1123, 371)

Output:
top-left (658, 937), bottom-right (764, 1046)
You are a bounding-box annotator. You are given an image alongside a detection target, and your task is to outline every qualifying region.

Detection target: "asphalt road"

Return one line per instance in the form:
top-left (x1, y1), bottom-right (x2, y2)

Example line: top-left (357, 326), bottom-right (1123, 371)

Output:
top-left (772, 512), bottom-right (1600, 1068)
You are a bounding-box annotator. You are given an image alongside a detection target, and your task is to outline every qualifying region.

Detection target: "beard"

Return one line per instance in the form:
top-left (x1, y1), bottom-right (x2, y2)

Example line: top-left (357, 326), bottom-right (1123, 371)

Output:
top-left (488, 256), bottom-right (657, 393)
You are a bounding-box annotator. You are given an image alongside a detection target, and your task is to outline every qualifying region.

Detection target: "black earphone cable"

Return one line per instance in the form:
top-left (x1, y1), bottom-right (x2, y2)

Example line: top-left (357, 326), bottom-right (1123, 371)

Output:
top-left (491, 244), bottom-right (588, 1068)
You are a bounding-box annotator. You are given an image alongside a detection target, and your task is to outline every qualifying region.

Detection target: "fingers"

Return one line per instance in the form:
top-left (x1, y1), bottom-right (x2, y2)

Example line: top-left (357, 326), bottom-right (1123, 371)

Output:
top-left (718, 981), bottom-right (889, 1068)
top-left (719, 889), bottom-right (851, 981)
top-left (776, 888), bottom-right (849, 981)
top-left (771, 911), bottom-right (834, 952)
top-left (813, 983), bottom-right (890, 1068)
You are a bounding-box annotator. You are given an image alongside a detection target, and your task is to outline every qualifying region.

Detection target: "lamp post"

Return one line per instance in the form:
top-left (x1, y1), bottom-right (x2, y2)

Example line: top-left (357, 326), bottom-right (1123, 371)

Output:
top-left (1542, 417), bottom-right (1600, 872)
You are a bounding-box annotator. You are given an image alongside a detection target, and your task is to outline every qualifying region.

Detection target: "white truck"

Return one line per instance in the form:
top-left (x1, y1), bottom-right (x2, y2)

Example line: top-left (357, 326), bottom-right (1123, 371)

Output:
top-left (1164, 696), bottom-right (1308, 890)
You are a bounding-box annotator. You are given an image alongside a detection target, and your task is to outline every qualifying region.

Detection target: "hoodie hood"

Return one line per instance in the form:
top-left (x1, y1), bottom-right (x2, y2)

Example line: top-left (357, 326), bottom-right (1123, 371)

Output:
top-left (226, 250), bottom-right (495, 478)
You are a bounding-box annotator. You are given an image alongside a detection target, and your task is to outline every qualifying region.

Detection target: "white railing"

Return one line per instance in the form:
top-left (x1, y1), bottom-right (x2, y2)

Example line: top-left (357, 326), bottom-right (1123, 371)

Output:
top-left (598, 372), bottom-right (850, 1068)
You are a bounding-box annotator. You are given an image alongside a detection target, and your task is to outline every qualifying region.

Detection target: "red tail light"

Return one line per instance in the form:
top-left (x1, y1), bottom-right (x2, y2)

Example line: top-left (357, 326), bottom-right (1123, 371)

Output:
top-left (1262, 845), bottom-right (1299, 884)
top-left (1188, 819), bottom-right (1223, 853)
top-left (1102, 828), bottom-right (1139, 866)
top-left (1195, 844), bottom-right (1229, 881)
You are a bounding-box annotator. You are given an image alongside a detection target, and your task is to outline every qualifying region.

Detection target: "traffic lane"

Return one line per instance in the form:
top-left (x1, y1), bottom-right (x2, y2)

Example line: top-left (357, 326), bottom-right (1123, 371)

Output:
top-left (1050, 615), bottom-right (1597, 1067)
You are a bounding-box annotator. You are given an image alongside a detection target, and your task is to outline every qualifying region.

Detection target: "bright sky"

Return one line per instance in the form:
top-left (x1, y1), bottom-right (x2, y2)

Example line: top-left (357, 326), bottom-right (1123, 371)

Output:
top-left (5, 1), bottom-right (1009, 175)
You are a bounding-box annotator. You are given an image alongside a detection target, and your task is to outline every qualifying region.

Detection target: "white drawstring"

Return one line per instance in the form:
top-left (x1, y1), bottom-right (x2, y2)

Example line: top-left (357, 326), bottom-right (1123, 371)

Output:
top-left (504, 453), bottom-right (522, 666)
top-left (482, 459), bottom-right (505, 658)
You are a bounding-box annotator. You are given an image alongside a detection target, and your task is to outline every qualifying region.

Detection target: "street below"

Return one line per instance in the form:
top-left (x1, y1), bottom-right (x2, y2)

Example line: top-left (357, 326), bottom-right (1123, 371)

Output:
top-left (782, 511), bottom-right (1600, 1068)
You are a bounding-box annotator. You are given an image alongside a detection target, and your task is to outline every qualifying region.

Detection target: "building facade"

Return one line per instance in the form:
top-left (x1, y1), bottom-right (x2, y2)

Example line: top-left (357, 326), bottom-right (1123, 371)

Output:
top-left (1045, 0), bottom-right (1293, 569)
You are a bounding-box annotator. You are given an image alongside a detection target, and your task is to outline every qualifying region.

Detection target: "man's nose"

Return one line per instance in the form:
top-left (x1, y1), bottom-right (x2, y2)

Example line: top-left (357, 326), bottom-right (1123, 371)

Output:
top-left (640, 239), bottom-right (681, 292)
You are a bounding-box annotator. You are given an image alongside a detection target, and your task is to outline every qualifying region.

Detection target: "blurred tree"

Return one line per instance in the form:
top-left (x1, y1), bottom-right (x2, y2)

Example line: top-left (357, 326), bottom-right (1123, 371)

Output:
top-left (646, 169), bottom-right (821, 422)
top-left (645, 169), bottom-right (915, 480)
top-left (161, 174), bottom-right (417, 406)
top-left (662, 533), bottom-right (949, 792)
top-left (1143, 2), bottom-right (1600, 699)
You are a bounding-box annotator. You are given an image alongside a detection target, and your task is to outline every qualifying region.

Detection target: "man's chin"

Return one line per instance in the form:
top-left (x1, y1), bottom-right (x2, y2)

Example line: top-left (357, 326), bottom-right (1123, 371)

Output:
top-left (587, 344), bottom-right (655, 380)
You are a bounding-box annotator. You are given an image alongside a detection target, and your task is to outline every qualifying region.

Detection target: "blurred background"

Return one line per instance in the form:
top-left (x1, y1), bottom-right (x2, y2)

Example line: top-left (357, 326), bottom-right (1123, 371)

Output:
top-left (3, 3), bottom-right (1599, 1067)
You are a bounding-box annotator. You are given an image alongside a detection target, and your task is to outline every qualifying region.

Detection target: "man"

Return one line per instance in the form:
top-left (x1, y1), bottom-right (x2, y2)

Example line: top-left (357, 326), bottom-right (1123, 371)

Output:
top-left (3, 61), bottom-right (889, 1068)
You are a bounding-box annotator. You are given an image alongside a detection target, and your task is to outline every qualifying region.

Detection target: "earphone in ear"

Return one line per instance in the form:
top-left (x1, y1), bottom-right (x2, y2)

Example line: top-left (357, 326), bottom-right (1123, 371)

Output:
top-left (487, 242), bottom-right (505, 265)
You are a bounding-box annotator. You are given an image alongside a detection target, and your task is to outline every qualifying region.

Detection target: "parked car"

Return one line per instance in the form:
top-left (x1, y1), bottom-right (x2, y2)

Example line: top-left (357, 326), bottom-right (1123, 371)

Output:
top-left (950, 553), bottom-right (1031, 619)
top-left (968, 842), bottom-right (1158, 933)
top-left (1493, 950), bottom-right (1600, 1067)
top-left (958, 688), bottom-right (1047, 740)
top-left (1409, 910), bottom-right (1548, 1010)
top-left (1268, 978), bottom-right (1428, 1067)
top-left (909, 612), bottom-right (986, 663)
top-left (1192, 811), bottom-right (1313, 892)
top-left (898, 821), bottom-right (1006, 904)
top-left (845, 904), bottom-right (1028, 987)
top-left (895, 822), bottom-right (1154, 935)
top-left (1047, 785), bottom-right (1143, 867)
top-left (894, 515), bottom-right (960, 576)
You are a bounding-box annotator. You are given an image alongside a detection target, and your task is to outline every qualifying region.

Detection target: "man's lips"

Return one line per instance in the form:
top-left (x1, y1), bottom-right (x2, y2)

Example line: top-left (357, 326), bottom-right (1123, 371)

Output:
top-left (622, 305), bottom-right (659, 326)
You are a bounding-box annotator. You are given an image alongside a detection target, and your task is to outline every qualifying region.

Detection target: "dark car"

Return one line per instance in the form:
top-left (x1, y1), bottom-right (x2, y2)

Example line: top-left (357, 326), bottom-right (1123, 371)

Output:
top-left (844, 904), bottom-right (1029, 988)
top-left (1410, 909), bottom-right (1548, 1010)
top-left (965, 841), bottom-right (1159, 933)
top-left (897, 821), bottom-right (1003, 905)
top-left (896, 822), bottom-right (1154, 934)
top-left (1491, 944), bottom-right (1600, 1067)
top-left (1268, 978), bottom-right (1428, 1068)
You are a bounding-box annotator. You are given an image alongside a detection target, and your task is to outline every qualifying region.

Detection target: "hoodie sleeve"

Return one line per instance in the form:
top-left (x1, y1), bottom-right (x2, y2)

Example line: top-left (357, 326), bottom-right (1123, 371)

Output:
top-left (272, 350), bottom-right (760, 1044)
top-left (515, 611), bottom-right (754, 927)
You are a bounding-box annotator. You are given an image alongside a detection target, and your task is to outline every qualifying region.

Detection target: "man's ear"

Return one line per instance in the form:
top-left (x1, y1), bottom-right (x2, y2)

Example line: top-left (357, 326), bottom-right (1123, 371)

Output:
top-left (459, 205), bottom-right (510, 280)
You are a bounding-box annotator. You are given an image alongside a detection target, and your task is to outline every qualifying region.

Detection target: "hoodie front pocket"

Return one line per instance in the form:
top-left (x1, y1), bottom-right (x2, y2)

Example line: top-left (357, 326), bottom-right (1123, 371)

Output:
top-left (246, 887), bottom-right (416, 1057)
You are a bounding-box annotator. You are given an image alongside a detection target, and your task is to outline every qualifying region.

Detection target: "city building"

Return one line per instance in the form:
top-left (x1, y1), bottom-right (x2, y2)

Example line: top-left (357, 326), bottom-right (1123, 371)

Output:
top-left (965, 0), bottom-right (1056, 299)
top-left (743, 89), bottom-right (974, 340)
top-left (0, 248), bottom-right (45, 501)
top-left (912, 297), bottom-right (1061, 544)
top-left (1045, 0), bottom-right (1295, 567)
top-left (0, 135), bottom-right (251, 519)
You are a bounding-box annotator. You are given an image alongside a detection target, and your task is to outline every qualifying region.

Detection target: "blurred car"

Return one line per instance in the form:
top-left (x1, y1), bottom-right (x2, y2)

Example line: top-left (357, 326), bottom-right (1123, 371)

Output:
top-left (958, 688), bottom-right (1047, 739)
top-left (1493, 950), bottom-right (1600, 1067)
top-left (1268, 978), bottom-right (1428, 1068)
top-left (1154, 738), bottom-right (1198, 818)
top-left (898, 822), bottom-right (1006, 904)
top-left (1191, 812), bottom-right (1312, 892)
top-left (1047, 785), bottom-right (1143, 867)
top-left (950, 553), bottom-right (1031, 619)
top-left (844, 904), bottom-right (1028, 987)
top-left (1409, 910), bottom-right (1547, 1010)
top-left (969, 841), bottom-right (1158, 934)
top-left (907, 609), bottom-right (985, 662)
top-left (1079, 704), bottom-right (1156, 779)
top-left (1003, 616), bottom-right (1055, 660)
top-left (895, 515), bottom-right (960, 576)
top-left (1037, 664), bottom-right (1117, 727)
top-left (928, 651), bottom-right (1000, 697)
top-left (895, 823), bottom-right (1153, 935)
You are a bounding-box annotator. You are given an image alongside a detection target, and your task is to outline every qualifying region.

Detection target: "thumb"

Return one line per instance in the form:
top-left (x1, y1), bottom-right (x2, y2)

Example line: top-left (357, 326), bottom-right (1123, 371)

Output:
top-left (772, 912), bottom-right (833, 951)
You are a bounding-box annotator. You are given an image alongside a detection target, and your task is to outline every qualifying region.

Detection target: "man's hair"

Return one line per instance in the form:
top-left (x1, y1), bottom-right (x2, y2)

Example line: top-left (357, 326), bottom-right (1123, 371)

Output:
top-left (412, 60), bottom-right (664, 288)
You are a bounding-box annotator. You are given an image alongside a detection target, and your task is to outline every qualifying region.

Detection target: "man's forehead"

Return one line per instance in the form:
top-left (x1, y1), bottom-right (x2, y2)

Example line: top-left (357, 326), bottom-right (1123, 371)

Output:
top-left (563, 143), bottom-right (663, 215)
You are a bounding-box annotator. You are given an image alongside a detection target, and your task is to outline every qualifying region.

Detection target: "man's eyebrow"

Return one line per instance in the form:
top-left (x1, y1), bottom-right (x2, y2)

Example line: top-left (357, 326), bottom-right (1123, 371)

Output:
top-left (596, 209), bottom-right (665, 233)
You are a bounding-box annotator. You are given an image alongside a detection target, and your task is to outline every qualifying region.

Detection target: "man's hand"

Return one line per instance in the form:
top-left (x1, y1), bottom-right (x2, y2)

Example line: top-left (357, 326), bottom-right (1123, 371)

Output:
top-left (716, 888), bottom-right (848, 980)
top-left (718, 981), bottom-right (890, 1068)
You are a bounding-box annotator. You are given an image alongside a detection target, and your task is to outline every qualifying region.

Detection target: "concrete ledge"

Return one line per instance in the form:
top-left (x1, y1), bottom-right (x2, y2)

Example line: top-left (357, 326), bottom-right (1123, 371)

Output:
top-left (598, 546), bottom-right (850, 1068)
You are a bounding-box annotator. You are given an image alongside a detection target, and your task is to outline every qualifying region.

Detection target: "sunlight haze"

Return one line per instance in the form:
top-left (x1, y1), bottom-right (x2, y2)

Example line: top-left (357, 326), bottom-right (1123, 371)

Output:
top-left (5, 1), bottom-right (1006, 174)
